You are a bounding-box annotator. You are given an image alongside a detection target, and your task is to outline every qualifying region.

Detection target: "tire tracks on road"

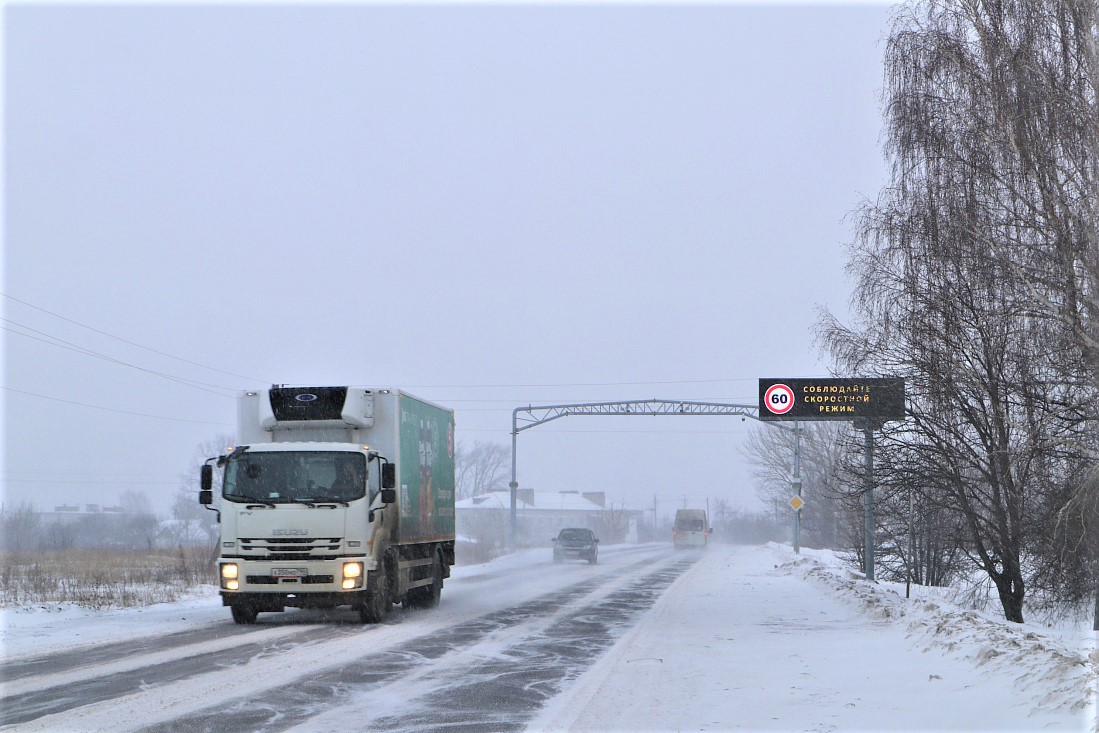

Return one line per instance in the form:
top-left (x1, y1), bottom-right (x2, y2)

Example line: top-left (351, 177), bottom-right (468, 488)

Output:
top-left (3, 548), bottom-right (677, 732)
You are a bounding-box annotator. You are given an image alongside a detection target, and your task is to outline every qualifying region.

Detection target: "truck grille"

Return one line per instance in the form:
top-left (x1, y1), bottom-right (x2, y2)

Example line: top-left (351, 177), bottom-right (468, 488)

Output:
top-left (238, 537), bottom-right (342, 561)
top-left (246, 575), bottom-right (335, 585)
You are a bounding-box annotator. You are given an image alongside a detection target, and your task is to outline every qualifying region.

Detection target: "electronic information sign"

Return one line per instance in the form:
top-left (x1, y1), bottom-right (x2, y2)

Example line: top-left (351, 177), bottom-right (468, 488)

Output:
top-left (758, 377), bottom-right (905, 422)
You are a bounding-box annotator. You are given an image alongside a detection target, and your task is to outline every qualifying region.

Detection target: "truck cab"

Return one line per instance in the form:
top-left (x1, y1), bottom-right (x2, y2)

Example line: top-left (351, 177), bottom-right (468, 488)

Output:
top-left (200, 386), bottom-right (454, 625)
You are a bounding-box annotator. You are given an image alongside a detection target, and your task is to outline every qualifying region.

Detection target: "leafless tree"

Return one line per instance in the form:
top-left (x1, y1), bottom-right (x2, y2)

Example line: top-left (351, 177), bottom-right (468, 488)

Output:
top-left (170, 433), bottom-right (233, 562)
top-left (0, 501), bottom-right (42, 552)
top-left (742, 421), bottom-right (848, 549)
top-left (454, 440), bottom-right (509, 500)
top-left (594, 502), bottom-right (632, 544)
top-left (709, 499), bottom-right (783, 545)
top-left (116, 490), bottom-right (158, 550)
top-left (710, 498), bottom-right (736, 541)
top-left (819, 0), bottom-right (1098, 623)
top-left (856, 435), bottom-right (967, 587)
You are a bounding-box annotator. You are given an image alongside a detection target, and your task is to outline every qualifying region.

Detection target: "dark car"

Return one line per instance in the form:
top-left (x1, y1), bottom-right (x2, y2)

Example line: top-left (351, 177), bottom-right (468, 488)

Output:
top-left (552, 527), bottom-right (599, 564)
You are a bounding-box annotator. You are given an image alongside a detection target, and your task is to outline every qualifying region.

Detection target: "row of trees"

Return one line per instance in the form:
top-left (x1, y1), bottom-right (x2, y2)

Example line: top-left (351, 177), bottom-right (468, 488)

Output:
top-left (1, 492), bottom-right (164, 552)
top-left (745, 422), bottom-right (971, 587)
top-left (746, 0), bottom-right (1097, 625)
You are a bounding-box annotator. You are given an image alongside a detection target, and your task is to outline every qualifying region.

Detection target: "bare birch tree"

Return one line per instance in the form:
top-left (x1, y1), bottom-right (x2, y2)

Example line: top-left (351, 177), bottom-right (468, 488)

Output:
top-left (820, 0), bottom-right (1098, 623)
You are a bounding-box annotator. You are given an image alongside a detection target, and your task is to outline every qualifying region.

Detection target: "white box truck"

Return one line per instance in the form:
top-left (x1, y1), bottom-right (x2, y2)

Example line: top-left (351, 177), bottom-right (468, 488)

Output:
top-left (199, 386), bottom-right (455, 624)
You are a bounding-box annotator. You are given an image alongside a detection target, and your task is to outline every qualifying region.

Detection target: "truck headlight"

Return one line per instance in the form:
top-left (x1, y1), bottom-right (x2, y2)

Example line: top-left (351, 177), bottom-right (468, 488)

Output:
top-left (220, 563), bottom-right (239, 590)
top-left (342, 562), bottom-right (364, 589)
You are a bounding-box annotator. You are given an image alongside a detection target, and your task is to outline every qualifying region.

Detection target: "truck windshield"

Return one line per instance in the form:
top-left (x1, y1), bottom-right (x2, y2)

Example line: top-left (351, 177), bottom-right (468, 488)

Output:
top-left (223, 451), bottom-right (367, 504)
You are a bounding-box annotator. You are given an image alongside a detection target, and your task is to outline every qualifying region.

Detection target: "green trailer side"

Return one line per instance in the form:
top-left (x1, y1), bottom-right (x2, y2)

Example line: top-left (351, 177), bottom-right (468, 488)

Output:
top-left (396, 392), bottom-right (456, 544)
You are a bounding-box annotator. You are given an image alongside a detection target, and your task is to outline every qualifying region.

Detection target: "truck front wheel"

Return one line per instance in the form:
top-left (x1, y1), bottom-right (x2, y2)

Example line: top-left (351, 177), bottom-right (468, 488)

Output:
top-left (358, 562), bottom-right (390, 623)
top-left (230, 602), bottom-right (258, 624)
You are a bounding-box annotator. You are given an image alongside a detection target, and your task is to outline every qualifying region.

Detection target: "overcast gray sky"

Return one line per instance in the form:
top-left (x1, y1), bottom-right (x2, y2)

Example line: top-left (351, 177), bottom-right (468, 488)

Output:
top-left (3, 1), bottom-right (895, 520)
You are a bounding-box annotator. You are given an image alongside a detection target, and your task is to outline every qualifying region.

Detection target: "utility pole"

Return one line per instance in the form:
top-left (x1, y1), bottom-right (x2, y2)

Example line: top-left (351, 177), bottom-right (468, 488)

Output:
top-left (652, 494), bottom-right (658, 542)
top-left (510, 412), bottom-right (519, 551)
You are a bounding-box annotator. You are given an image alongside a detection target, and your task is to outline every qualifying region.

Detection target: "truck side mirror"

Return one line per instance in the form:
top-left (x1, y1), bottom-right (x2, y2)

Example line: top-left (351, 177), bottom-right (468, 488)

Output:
top-left (380, 488), bottom-right (397, 505)
top-left (381, 463), bottom-right (396, 489)
top-left (199, 465), bottom-right (213, 505)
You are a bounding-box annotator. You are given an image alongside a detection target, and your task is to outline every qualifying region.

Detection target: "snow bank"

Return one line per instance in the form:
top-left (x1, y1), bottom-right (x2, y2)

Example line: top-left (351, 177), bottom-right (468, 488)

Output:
top-left (776, 546), bottom-right (1097, 720)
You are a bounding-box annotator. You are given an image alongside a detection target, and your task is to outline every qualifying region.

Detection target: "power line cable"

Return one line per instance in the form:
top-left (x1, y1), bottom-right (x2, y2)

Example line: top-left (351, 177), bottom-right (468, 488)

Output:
top-left (2, 322), bottom-right (236, 397)
top-left (0, 478), bottom-right (183, 485)
top-left (1, 291), bottom-right (271, 384)
top-left (455, 427), bottom-right (755, 434)
top-left (1, 386), bottom-right (232, 425)
top-left (3, 471), bottom-right (182, 478)
top-left (437, 396), bottom-right (756, 406)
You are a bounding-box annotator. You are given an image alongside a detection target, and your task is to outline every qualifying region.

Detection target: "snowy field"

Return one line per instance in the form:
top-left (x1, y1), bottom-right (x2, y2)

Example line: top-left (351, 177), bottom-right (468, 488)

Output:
top-left (2, 543), bottom-right (1096, 732)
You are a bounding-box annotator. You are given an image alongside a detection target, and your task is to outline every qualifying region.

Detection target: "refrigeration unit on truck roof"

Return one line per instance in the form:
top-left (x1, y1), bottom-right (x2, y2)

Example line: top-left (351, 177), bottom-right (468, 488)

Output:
top-left (238, 385), bottom-right (380, 444)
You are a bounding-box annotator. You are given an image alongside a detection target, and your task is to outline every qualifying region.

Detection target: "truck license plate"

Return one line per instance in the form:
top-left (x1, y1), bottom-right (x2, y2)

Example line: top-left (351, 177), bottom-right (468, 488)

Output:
top-left (271, 568), bottom-right (307, 577)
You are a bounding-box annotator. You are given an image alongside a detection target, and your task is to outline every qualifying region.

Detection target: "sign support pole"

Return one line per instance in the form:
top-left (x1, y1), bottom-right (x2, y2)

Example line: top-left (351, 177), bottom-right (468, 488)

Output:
top-left (793, 421), bottom-right (801, 555)
top-left (858, 420), bottom-right (876, 582)
top-left (906, 480), bottom-right (914, 598)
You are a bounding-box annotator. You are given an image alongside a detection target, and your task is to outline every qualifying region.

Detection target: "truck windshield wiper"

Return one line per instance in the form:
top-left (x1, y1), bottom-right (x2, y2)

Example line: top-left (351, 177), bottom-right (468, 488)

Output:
top-left (224, 493), bottom-right (275, 507)
top-left (309, 496), bottom-right (350, 507)
top-left (286, 497), bottom-right (321, 508)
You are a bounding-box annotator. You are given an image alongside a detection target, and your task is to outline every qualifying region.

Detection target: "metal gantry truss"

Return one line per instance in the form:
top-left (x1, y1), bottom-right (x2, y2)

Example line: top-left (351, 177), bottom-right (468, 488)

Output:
top-left (508, 399), bottom-right (761, 548)
top-left (513, 398), bottom-right (759, 433)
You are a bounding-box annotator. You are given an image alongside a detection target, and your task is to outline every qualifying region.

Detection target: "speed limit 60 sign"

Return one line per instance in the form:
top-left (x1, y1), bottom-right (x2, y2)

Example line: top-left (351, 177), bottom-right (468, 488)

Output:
top-left (758, 377), bottom-right (905, 422)
top-left (763, 383), bottom-right (795, 415)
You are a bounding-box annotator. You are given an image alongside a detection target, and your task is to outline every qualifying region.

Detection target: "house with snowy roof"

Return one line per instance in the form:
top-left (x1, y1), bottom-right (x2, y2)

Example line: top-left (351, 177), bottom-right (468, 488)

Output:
top-left (456, 488), bottom-right (641, 548)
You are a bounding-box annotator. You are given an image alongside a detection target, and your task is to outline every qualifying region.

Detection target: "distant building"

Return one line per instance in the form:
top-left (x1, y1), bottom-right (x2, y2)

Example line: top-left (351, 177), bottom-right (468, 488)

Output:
top-left (456, 488), bottom-right (642, 548)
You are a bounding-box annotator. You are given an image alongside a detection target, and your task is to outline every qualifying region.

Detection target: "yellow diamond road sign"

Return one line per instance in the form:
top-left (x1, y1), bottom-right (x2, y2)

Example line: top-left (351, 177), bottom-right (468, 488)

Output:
top-left (789, 496), bottom-right (805, 511)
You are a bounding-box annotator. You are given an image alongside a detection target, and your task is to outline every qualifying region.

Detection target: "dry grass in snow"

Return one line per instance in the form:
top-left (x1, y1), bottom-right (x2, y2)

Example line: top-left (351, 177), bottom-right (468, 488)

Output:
top-left (0, 547), bottom-right (216, 610)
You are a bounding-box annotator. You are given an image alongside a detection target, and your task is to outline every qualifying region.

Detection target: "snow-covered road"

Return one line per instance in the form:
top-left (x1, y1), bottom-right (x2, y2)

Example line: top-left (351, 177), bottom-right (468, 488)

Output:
top-left (1, 543), bottom-right (1094, 732)
top-left (534, 544), bottom-right (1095, 732)
top-left (1, 544), bottom-right (688, 731)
